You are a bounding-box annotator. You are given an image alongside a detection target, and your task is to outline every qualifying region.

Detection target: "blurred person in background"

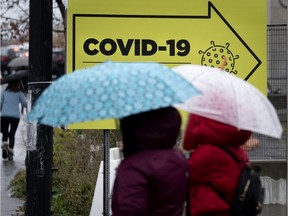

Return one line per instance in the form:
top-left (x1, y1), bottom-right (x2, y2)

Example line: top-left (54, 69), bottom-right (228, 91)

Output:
top-left (1, 80), bottom-right (27, 160)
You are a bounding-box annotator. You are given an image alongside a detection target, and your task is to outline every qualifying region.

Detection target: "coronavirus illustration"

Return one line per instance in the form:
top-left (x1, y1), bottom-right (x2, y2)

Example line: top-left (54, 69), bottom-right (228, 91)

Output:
top-left (199, 41), bottom-right (239, 74)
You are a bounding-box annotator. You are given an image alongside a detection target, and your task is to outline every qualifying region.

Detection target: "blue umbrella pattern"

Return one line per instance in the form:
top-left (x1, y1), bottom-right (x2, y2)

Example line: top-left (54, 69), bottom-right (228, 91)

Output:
top-left (28, 61), bottom-right (199, 126)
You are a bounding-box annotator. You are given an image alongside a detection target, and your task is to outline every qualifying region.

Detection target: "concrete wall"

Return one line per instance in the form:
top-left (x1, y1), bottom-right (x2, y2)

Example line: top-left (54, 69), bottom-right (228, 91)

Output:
top-left (267, 0), bottom-right (287, 24)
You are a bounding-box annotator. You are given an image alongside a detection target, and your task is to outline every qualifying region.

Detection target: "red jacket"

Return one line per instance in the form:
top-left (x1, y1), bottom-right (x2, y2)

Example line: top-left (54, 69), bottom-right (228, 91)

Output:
top-left (183, 114), bottom-right (251, 216)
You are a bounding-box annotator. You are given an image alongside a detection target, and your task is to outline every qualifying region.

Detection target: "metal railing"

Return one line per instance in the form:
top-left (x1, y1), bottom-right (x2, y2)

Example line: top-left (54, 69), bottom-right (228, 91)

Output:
top-left (249, 24), bottom-right (287, 161)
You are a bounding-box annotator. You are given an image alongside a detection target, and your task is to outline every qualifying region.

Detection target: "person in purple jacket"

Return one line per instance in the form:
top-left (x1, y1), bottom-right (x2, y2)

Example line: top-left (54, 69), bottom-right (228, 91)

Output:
top-left (111, 107), bottom-right (188, 216)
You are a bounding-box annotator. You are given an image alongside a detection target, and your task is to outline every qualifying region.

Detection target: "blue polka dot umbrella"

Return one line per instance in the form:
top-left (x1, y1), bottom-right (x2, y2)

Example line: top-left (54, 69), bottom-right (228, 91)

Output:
top-left (27, 61), bottom-right (200, 126)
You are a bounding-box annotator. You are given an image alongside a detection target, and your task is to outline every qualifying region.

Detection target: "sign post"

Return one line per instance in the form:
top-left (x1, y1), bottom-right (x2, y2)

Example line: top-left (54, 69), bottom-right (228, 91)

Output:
top-left (26, 0), bottom-right (53, 215)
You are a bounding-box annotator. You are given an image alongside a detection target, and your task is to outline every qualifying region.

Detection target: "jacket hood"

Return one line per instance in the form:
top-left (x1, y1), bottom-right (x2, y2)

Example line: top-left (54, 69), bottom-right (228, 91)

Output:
top-left (183, 114), bottom-right (252, 150)
top-left (120, 107), bottom-right (181, 157)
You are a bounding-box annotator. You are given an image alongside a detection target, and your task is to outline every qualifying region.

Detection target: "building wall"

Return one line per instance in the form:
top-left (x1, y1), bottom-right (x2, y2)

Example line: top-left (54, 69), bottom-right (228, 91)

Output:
top-left (268, 0), bottom-right (287, 24)
top-left (265, 1), bottom-right (287, 216)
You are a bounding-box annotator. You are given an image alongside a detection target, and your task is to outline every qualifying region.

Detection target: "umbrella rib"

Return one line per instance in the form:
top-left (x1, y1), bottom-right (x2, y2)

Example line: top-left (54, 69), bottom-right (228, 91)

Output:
top-left (228, 76), bottom-right (240, 128)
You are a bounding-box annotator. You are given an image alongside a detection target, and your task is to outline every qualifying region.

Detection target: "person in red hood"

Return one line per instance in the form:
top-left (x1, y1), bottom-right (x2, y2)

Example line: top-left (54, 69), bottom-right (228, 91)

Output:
top-left (111, 107), bottom-right (189, 216)
top-left (183, 114), bottom-right (252, 216)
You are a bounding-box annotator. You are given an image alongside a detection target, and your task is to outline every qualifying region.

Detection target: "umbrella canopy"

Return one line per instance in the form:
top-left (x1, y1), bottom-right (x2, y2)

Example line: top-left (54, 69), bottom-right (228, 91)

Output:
top-left (7, 57), bottom-right (29, 68)
top-left (1, 70), bottom-right (28, 84)
top-left (27, 61), bottom-right (199, 126)
top-left (173, 64), bottom-right (283, 139)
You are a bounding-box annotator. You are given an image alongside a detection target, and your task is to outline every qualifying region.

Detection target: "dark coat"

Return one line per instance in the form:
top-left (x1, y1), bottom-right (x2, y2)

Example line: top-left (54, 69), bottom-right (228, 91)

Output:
top-left (183, 114), bottom-right (251, 216)
top-left (111, 107), bottom-right (188, 216)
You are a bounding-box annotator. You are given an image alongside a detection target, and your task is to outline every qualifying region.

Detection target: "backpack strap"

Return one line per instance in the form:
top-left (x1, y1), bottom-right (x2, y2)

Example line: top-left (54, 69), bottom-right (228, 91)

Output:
top-left (212, 187), bottom-right (231, 205)
top-left (211, 146), bottom-right (244, 206)
top-left (217, 146), bottom-right (242, 164)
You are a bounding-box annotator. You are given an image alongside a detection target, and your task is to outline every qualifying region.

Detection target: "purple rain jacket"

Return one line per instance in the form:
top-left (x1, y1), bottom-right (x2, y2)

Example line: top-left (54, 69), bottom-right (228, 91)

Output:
top-left (111, 107), bottom-right (189, 216)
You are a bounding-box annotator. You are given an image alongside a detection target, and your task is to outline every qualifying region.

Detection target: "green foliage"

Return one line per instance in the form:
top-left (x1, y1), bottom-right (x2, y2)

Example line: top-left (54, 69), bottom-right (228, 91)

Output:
top-left (51, 129), bottom-right (103, 215)
top-left (10, 129), bottom-right (122, 216)
top-left (10, 169), bottom-right (26, 199)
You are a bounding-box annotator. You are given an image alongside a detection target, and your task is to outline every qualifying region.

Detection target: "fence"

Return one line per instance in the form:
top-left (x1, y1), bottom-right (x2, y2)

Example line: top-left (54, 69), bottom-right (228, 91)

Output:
top-left (248, 24), bottom-right (287, 161)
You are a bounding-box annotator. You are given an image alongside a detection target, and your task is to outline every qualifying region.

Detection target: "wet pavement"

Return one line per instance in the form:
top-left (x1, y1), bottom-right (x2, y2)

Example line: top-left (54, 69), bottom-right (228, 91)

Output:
top-left (1, 117), bottom-right (26, 216)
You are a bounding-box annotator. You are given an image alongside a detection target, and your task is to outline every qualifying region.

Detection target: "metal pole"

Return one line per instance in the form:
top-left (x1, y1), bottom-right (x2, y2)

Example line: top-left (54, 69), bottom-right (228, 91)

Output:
top-left (103, 129), bottom-right (110, 216)
top-left (26, 0), bottom-right (53, 215)
top-left (286, 9), bottom-right (288, 214)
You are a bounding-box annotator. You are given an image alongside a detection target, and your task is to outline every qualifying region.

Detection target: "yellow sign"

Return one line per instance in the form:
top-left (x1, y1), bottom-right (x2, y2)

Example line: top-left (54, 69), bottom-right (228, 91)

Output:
top-left (67, 0), bottom-right (266, 129)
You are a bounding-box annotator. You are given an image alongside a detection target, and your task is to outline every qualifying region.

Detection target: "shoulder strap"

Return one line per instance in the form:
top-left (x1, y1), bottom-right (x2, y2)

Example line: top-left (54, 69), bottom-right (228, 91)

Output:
top-left (217, 146), bottom-right (242, 163)
top-left (212, 146), bottom-right (243, 206)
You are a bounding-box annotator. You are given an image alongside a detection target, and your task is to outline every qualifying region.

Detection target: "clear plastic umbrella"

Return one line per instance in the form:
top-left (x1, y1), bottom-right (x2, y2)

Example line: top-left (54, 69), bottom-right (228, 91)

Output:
top-left (173, 64), bottom-right (283, 139)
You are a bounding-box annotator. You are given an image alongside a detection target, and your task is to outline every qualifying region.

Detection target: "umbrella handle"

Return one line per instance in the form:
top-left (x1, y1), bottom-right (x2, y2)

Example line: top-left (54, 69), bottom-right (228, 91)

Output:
top-left (220, 56), bottom-right (227, 71)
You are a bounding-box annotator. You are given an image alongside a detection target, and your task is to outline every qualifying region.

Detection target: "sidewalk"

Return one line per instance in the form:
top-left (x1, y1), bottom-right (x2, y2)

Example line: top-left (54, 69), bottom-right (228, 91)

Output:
top-left (1, 117), bottom-right (26, 216)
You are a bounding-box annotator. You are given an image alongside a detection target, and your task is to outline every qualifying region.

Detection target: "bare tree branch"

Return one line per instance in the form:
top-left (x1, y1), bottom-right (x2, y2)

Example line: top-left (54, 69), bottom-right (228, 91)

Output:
top-left (1, 0), bottom-right (66, 43)
top-left (55, 0), bottom-right (66, 21)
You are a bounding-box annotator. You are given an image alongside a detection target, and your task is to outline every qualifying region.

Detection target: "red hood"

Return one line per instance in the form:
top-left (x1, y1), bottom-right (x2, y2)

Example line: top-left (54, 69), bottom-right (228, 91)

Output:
top-left (183, 114), bottom-right (251, 150)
